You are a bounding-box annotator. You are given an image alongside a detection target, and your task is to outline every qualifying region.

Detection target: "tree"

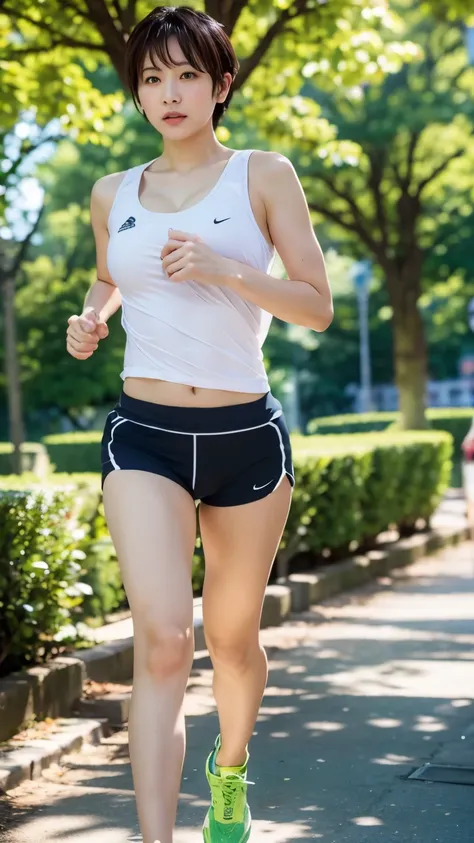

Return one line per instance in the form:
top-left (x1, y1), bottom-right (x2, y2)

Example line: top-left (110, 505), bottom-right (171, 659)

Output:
top-left (0, 1), bottom-right (420, 151)
top-left (0, 205), bottom-right (44, 468)
top-left (281, 4), bottom-right (474, 428)
top-left (2, 0), bottom-right (471, 432)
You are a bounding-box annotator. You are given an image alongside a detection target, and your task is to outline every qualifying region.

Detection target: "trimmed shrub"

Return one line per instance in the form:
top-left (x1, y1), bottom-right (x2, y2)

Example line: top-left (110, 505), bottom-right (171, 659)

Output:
top-left (0, 442), bottom-right (50, 477)
top-left (0, 473), bottom-right (125, 636)
top-left (42, 432), bottom-right (102, 473)
top-left (307, 408), bottom-right (472, 457)
top-left (307, 412), bottom-right (397, 435)
top-left (280, 430), bottom-right (452, 564)
top-left (0, 427), bottom-right (451, 672)
top-left (0, 485), bottom-right (92, 676)
top-left (419, 408), bottom-right (472, 455)
top-left (44, 407), bottom-right (468, 475)
top-left (0, 472), bottom-right (198, 624)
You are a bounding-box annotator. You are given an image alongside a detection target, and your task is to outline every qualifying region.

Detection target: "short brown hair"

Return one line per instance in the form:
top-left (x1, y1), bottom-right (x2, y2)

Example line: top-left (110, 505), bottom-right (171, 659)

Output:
top-left (125, 6), bottom-right (239, 129)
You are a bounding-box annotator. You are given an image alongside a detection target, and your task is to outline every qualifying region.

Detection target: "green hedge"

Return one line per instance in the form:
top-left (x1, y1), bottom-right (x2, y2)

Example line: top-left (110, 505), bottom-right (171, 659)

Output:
top-left (0, 429), bottom-right (451, 672)
top-left (281, 430), bottom-right (452, 562)
top-left (307, 412), bottom-right (396, 435)
top-left (0, 473), bottom-right (127, 630)
top-left (41, 407), bottom-right (470, 474)
top-left (0, 442), bottom-right (51, 476)
top-left (0, 408), bottom-right (464, 476)
top-left (425, 408), bottom-right (473, 454)
top-left (42, 432), bottom-right (102, 473)
top-left (0, 484), bottom-right (92, 676)
top-left (307, 408), bottom-right (472, 455)
top-left (0, 471), bottom-right (201, 636)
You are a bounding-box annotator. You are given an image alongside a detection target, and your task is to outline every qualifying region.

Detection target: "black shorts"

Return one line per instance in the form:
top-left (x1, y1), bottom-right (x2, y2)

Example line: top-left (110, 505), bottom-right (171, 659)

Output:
top-left (101, 391), bottom-right (295, 506)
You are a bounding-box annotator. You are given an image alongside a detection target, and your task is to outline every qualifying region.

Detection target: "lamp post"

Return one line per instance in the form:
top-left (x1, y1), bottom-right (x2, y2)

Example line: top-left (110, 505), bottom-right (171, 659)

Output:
top-left (351, 259), bottom-right (373, 413)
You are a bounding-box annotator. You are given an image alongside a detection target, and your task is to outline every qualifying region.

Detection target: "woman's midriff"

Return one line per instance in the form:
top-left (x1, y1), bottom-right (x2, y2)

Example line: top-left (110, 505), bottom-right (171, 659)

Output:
top-left (123, 377), bottom-right (266, 408)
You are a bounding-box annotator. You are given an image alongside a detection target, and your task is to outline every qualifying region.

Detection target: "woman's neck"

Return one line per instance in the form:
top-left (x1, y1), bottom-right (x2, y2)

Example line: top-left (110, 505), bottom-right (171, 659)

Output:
top-left (159, 133), bottom-right (231, 174)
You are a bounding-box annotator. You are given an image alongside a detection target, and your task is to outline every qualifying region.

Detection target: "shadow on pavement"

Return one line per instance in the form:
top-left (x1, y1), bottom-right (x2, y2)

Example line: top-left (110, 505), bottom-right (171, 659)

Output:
top-left (2, 547), bottom-right (474, 842)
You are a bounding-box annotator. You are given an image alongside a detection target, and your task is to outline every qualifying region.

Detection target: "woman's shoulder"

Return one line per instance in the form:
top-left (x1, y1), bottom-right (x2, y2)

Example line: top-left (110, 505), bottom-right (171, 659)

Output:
top-left (91, 169), bottom-right (128, 205)
top-left (91, 164), bottom-right (141, 220)
top-left (247, 149), bottom-right (294, 182)
top-left (246, 150), bottom-right (296, 204)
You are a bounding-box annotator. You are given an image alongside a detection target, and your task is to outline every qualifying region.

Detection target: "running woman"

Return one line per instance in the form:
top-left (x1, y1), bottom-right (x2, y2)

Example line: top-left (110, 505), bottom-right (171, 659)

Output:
top-left (66, 6), bottom-right (333, 843)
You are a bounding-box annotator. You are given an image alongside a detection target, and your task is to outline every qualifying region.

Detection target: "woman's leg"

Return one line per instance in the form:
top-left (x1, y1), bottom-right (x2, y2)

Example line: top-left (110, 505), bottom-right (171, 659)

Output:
top-left (103, 470), bottom-right (197, 843)
top-left (199, 478), bottom-right (292, 767)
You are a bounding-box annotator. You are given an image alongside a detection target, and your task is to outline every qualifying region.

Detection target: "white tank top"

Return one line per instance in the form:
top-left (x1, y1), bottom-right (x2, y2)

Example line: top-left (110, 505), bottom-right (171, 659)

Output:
top-left (107, 149), bottom-right (275, 392)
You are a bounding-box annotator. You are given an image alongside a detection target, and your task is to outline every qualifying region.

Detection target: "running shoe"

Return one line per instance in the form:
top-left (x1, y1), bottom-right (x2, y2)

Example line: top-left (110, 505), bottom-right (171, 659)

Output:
top-left (203, 735), bottom-right (253, 843)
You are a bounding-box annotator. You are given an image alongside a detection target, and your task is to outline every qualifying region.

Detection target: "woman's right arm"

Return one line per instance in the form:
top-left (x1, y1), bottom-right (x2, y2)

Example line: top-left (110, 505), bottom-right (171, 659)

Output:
top-left (66, 173), bottom-right (125, 360)
top-left (84, 175), bottom-right (124, 321)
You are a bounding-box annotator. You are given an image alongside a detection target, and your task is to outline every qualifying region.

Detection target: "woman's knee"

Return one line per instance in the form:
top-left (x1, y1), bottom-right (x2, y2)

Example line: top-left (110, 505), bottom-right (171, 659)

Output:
top-left (207, 633), bottom-right (263, 672)
top-left (136, 621), bottom-right (194, 681)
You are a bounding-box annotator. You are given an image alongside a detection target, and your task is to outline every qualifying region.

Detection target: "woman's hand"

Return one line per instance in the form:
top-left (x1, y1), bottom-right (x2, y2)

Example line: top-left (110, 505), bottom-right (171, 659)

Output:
top-left (66, 308), bottom-right (109, 360)
top-left (161, 229), bottom-right (234, 286)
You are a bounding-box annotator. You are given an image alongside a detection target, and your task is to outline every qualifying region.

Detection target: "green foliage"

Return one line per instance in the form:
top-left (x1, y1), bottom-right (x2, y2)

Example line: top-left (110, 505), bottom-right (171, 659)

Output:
top-left (3, 1), bottom-right (474, 427)
top-left (0, 441), bottom-right (50, 475)
top-left (0, 470), bottom-right (203, 623)
top-left (283, 430), bottom-right (452, 563)
top-left (42, 431), bottom-right (103, 473)
top-left (285, 3), bottom-right (474, 427)
top-left (0, 0), bottom-right (418, 140)
top-left (0, 485), bottom-right (92, 676)
top-left (0, 423), bottom-right (452, 675)
top-left (307, 408), bottom-right (473, 455)
top-left (0, 472), bottom-right (127, 631)
top-left (307, 412), bottom-right (397, 436)
top-left (359, 433), bottom-right (452, 536)
top-left (424, 1), bottom-right (474, 17)
top-left (407, 408), bottom-right (473, 456)
top-left (13, 258), bottom-right (124, 413)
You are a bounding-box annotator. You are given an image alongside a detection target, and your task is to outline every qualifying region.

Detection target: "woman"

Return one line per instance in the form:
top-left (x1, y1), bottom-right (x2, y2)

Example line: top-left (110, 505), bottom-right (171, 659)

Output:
top-left (66, 6), bottom-right (333, 843)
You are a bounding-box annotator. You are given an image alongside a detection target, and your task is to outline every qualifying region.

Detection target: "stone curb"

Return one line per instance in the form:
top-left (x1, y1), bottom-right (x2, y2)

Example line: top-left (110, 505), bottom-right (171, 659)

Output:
top-left (0, 521), bottom-right (467, 791)
top-left (0, 657), bottom-right (86, 747)
top-left (0, 717), bottom-right (108, 794)
top-left (285, 526), bottom-right (468, 612)
top-left (74, 694), bottom-right (131, 729)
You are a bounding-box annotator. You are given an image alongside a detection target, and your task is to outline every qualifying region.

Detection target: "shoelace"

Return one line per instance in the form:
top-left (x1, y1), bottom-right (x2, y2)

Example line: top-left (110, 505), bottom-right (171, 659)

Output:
top-left (220, 774), bottom-right (255, 819)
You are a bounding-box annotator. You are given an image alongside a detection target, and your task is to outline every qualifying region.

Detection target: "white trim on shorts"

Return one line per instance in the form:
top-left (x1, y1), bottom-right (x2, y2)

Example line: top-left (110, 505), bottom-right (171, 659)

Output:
top-left (104, 408), bottom-right (294, 491)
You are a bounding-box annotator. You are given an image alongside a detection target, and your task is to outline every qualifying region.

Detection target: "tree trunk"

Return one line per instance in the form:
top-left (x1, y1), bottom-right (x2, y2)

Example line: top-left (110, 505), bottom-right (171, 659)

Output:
top-left (3, 276), bottom-right (25, 473)
top-left (387, 260), bottom-right (427, 430)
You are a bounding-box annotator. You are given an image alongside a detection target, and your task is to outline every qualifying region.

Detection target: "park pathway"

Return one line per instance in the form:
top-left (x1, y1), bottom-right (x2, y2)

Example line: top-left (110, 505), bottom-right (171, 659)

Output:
top-left (2, 528), bottom-right (474, 842)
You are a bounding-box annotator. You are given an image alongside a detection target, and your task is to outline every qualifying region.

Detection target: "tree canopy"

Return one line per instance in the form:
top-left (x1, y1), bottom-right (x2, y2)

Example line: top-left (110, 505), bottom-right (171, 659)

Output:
top-left (2, 0), bottom-right (474, 433)
top-left (288, 2), bottom-right (474, 426)
top-left (0, 1), bottom-right (419, 210)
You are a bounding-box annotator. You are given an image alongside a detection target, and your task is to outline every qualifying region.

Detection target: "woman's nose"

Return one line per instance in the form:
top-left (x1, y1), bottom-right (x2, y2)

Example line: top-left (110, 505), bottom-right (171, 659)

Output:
top-left (162, 81), bottom-right (180, 104)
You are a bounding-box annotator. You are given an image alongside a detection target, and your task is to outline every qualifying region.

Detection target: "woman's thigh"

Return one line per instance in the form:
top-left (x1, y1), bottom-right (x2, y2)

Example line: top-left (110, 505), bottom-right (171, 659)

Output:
top-left (199, 477), bottom-right (292, 649)
top-left (103, 470), bottom-right (197, 634)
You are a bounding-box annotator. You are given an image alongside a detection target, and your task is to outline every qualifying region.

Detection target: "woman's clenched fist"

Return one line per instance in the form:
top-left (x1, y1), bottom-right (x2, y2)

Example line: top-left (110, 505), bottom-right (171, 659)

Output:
top-left (66, 308), bottom-right (109, 360)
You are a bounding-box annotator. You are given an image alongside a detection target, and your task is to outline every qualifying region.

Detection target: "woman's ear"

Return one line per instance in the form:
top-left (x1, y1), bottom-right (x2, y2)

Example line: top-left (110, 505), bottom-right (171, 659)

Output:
top-left (217, 72), bottom-right (233, 102)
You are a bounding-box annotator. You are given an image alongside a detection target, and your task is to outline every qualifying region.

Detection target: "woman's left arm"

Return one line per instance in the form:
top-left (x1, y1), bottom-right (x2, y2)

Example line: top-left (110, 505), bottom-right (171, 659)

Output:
top-left (225, 153), bottom-right (333, 332)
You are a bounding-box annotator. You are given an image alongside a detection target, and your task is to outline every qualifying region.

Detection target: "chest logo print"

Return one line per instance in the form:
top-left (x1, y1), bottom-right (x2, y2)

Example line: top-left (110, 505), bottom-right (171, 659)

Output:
top-left (214, 217), bottom-right (231, 224)
top-left (118, 216), bottom-right (136, 232)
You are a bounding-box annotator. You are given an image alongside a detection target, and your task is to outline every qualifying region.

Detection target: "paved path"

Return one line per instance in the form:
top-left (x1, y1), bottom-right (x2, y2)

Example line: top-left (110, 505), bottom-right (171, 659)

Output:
top-left (2, 540), bottom-right (474, 843)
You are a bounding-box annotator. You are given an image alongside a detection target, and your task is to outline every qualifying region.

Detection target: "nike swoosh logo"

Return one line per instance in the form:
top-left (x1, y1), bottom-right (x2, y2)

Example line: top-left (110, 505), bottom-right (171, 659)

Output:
top-left (253, 479), bottom-right (274, 491)
top-left (214, 217), bottom-right (231, 224)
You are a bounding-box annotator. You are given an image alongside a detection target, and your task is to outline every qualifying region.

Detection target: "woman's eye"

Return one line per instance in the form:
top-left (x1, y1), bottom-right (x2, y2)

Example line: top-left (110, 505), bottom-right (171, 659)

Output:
top-left (145, 76), bottom-right (159, 84)
top-left (182, 72), bottom-right (196, 79)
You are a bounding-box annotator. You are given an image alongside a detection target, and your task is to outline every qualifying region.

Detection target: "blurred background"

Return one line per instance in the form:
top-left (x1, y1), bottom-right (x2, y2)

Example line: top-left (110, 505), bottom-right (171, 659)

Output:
top-left (2, 0), bottom-right (474, 447)
top-left (2, 0), bottom-right (474, 661)
top-left (3, 10), bottom-right (474, 841)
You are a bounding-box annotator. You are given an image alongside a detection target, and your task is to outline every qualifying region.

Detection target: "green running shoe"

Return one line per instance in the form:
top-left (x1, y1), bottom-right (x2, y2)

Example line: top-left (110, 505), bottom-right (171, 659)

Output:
top-left (203, 735), bottom-right (253, 843)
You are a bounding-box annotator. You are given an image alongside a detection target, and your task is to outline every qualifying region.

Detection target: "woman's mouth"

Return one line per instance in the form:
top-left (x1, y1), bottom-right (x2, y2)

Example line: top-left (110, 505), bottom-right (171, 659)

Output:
top-left (163, 114), bottom-right (187, 125)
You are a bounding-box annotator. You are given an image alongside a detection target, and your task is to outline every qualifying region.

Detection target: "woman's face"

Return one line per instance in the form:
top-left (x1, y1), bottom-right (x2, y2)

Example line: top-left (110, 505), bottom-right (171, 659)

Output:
top-left (137, 36), bottom-right (232, 136)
